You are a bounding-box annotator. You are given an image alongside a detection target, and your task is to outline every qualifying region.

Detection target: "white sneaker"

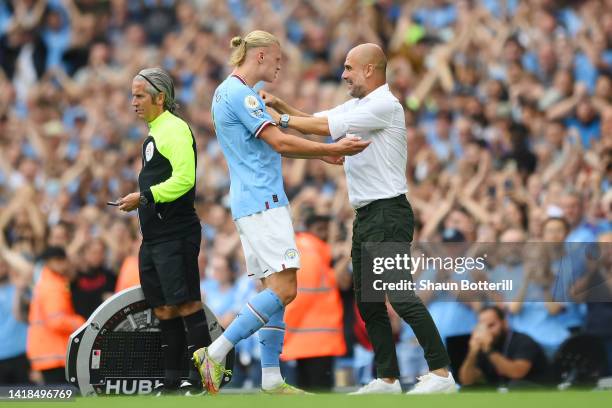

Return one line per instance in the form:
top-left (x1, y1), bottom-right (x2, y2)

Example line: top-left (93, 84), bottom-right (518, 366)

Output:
top-left (180, 380), bottom-right (206, 396)
top-left (349, 378), bottom-right (402, 395)
top-left (406, 372), bottom-right (457, 394)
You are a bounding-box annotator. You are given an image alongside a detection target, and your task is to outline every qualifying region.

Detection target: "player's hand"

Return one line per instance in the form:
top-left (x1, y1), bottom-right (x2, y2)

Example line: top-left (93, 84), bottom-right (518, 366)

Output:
top-left (320, 156), bottom-right (345, 165)
top-left (118, 192), bottom-right (140, 212)
top-left (259, 90), bottom-right (278, 107)
top-left (333, 135), bottom-right (370, 156)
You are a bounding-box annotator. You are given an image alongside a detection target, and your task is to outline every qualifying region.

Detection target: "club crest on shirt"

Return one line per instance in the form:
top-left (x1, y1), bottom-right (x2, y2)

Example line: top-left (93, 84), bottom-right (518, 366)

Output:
top-left (244, 95), bottom-right (260, 110)
top-left (284, 248), bottom-right (299, 261)
top-left (145, 141), bottom-right (154, 162)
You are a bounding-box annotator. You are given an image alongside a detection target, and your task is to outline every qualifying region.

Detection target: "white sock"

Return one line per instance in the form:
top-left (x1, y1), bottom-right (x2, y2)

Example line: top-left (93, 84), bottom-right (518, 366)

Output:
top-left (261, 366), bottom-right (283, 390)
top-left (207, 335), bottom-right (234, 363)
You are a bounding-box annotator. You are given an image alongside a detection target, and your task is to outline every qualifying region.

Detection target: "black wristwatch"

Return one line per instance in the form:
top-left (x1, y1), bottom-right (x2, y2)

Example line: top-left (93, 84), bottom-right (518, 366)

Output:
top-left (279, 114), bottom-right (290, 128)
top-left (139, 192), bottom-right (149, 206)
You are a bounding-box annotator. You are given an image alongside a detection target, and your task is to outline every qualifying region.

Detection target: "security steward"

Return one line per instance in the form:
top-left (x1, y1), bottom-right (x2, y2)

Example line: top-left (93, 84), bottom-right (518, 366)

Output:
top-left (282, 213), bottom-right (346, 391)
top-left (118, 67), bottom-right (211, 395)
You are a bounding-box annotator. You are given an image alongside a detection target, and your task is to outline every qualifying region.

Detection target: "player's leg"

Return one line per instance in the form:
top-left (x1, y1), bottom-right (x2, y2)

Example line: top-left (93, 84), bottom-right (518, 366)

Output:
top-left (257, 268), bottom-right (294, 392)
top-left (194, 206), bottom-right (302, 393)
top-left (204, 242), bottom-right (292, 366)
top-left (254, 206), bottom-right (308, 393)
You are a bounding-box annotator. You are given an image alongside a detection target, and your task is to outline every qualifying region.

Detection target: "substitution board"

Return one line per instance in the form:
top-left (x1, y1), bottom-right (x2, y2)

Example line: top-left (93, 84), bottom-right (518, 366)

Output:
top-left (66, 286), bottom-right (234, 395)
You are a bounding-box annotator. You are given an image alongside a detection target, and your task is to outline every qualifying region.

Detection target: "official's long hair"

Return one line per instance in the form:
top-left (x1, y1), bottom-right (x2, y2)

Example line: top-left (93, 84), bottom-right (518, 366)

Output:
top-left (135, 67), bottom-right (178, 113)
top-left (229, 30), bottom-right (279, 67)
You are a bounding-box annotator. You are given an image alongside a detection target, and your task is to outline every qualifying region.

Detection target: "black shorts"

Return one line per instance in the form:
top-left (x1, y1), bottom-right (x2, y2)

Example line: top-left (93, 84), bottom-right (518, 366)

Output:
top-left (139, 232), bottom-right (202, 308)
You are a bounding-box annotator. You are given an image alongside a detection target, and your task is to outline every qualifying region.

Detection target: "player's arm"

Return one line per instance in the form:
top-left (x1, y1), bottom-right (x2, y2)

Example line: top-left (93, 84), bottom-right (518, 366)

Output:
top-left (144, 126), bottom-right (195, 204)
top-left (259, 125), bottom-right (369, 157)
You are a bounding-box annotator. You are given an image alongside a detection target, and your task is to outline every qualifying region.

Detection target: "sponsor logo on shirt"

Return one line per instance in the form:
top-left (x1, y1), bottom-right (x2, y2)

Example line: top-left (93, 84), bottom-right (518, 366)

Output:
top-left (251, 109), bottom-right (264, 118)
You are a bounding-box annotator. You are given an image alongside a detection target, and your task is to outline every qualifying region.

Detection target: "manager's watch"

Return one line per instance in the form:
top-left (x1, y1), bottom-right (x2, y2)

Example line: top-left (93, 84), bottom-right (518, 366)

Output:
top-left (279, 114), bottom-right (290, 128)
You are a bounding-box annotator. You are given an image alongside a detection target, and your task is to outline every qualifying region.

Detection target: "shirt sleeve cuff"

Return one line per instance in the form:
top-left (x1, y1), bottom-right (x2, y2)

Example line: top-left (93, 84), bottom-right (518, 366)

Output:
top-left (326, 112), bottom-right (348, 141)
top-left (254, 120), bottom-right (275, 138)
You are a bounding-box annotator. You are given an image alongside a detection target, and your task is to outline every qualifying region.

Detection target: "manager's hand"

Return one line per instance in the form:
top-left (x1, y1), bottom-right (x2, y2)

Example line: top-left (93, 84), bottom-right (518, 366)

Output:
top-left (118, 192), bottom-right (140, 212)
top-left (259, 90), bottom-right (278, 107)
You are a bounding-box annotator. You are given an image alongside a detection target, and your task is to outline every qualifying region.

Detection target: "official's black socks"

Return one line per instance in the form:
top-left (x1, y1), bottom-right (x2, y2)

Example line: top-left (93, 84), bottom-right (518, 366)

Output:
top-left (159, 316), bottom-right (186, 390)
top-left (183, 309), bottom-right (212, 383)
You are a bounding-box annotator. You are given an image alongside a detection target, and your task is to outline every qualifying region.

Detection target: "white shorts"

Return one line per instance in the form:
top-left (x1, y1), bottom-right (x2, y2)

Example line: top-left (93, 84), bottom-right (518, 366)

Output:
top-left (235, 205), bottom-right (301, 280)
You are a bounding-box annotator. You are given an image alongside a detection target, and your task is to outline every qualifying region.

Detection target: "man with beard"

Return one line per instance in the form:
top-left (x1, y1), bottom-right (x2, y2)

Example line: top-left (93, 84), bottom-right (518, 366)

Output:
top-left (459, 306), bottom-right (550, 387)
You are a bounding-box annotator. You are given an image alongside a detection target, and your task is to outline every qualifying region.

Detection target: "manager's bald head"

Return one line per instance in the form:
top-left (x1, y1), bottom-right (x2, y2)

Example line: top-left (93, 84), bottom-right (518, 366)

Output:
top-left (348, 43), bottom-right (387, 71)
top-left (342, 43), bottom-right (387, 98)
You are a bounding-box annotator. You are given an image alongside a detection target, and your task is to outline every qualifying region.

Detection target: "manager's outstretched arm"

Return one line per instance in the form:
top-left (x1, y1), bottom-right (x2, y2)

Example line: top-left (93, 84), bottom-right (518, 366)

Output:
top-left (259, 125), bottom-right (369, 157)
top-left (261, 91), bottom-right (332, 137)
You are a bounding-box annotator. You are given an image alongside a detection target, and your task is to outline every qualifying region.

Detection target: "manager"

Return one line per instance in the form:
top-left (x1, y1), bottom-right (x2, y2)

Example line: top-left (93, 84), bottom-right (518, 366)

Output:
top-left (118, 67), bottom-right (210, 395)
top-left (261, 43), bottom-right (455, 394)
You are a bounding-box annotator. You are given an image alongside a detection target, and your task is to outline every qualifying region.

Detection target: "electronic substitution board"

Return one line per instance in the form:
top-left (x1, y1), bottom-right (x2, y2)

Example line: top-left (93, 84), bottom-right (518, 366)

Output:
top-left (66, 286), bottom-right (234, 395)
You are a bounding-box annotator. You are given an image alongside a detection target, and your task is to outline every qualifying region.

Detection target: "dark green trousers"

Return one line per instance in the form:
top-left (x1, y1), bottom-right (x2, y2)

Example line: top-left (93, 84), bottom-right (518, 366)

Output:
top-left (352, 195), bottom-right (450, 378)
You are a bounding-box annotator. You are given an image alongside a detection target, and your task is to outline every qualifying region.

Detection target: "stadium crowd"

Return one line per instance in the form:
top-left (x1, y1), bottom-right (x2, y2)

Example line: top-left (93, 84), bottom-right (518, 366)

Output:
top-left (0, 0), bottom-right (611, 390)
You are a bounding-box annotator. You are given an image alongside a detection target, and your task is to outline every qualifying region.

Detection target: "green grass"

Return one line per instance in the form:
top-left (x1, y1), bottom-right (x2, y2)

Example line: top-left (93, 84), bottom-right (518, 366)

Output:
top-left (4, 390), bottom-right (612, 408)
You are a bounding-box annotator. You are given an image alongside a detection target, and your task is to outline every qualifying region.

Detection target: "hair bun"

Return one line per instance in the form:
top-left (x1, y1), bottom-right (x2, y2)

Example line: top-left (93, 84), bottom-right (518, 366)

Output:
top-left (231, 36), bottom-right (243, 48)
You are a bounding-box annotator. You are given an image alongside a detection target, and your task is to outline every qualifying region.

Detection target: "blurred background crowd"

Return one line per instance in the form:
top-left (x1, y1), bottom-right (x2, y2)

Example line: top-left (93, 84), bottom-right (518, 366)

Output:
top-left (1, 0), bottom-right (611, 391)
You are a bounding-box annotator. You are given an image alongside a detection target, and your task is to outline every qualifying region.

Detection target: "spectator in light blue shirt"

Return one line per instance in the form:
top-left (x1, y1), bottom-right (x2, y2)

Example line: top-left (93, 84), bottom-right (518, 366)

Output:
top-left (541, 218), bottom-right (586, 331)
top-left (562, 190), bottom-right (597, 243)
top-left (564, 98), bottom-right (601, 149)
top-left (200, 255), bottom-right (239, 330)
top-left (41, 6), bottom-right (71, 70)
top-left (505, 244), bottom-right (571, 357)
top-left (413, 1), bottom-right (457, 30)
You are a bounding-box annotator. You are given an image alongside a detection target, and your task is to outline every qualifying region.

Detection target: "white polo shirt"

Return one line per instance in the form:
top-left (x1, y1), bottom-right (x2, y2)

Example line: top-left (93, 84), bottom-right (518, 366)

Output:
top-left (315, 84), bottom-right (408, 209)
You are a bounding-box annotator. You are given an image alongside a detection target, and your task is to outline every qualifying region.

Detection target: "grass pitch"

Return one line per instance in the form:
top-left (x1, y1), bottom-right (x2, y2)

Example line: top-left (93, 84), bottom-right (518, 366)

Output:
top-left (4, 390), bottom-right (612, 408)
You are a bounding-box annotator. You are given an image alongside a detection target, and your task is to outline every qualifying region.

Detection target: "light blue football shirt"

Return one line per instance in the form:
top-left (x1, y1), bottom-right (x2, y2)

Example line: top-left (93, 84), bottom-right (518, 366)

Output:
top-left (212, 74), bottom-right (289, 220)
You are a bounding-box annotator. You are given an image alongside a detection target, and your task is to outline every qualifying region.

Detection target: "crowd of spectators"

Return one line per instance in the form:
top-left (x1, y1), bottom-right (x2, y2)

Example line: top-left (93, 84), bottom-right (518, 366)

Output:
top-left (1, 0), bottom-right (611, 390)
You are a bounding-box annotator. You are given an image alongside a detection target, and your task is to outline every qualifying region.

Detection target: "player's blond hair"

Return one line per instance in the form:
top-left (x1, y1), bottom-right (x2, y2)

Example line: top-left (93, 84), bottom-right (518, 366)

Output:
top-left (229, 30), bottom-right (280, 67)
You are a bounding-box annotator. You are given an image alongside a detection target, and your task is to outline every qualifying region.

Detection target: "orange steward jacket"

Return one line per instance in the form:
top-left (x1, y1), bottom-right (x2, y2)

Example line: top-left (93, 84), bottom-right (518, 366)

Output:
top-left (282, 232), bottom-right (346, 360)
top-left (27, 266), bottom-right (86, 371)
